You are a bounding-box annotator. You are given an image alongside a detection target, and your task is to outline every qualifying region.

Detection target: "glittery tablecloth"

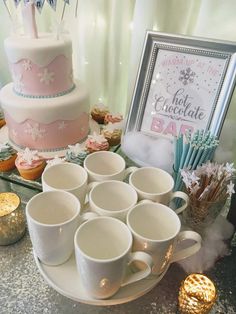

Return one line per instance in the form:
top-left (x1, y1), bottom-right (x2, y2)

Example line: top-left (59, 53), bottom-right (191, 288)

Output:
top-left (0, 180), bottom-right (236, 314)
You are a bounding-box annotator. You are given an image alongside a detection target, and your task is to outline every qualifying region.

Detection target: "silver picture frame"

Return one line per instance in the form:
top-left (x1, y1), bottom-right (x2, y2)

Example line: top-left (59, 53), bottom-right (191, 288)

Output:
top-left (125, 31), bottom-right (236, 139)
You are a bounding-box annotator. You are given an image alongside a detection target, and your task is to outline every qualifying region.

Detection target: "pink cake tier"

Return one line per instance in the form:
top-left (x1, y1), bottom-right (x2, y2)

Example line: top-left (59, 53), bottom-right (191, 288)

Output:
top-left (0, 81), bottom-right (89, 153)
top-left (4, 33), bottom-right (74, 98)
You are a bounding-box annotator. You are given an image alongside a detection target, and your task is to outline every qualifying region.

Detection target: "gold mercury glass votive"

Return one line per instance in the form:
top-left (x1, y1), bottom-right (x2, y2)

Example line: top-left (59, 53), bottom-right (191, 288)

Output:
top-left (0, 192), bottom-right (26, 245)
top-left (178, 274), bottom-right (217, 314)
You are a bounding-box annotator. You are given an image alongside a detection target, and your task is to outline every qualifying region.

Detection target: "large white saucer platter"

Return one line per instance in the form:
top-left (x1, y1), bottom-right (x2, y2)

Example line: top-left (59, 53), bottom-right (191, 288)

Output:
top-left (34, 251), bottom-right (169, 306)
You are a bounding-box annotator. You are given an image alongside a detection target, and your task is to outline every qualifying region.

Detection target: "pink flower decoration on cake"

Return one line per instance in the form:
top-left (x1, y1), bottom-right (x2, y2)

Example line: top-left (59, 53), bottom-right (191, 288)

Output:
top-left (104, 113), bottom-right (123, 124)
top-left (85, 132), bottom-right (109, 153)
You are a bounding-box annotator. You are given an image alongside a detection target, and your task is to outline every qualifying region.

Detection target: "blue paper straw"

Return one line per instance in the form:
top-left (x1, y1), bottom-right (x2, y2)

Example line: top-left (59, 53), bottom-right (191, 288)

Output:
top-left (182, 143), bottom-right (195, 169)
top-left (192, 147), bottom-right (204, 169)
top-left (198, 146), bottom-right (212, 165)
top-left (179, 141), bottom-right (190, 170)
top-left (188, 145), bottom-right (200, 167)
top-left (173, 136), bottom-right (178, 172)
top-left (177, 135), bottom-right (183, 169)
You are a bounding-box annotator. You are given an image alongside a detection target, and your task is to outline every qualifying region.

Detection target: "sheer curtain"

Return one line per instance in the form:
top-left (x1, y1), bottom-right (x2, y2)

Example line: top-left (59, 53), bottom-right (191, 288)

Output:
top-left (0, 0), bottom-right (135, 113)
top-left (0, 0), bottom-right (236, 158)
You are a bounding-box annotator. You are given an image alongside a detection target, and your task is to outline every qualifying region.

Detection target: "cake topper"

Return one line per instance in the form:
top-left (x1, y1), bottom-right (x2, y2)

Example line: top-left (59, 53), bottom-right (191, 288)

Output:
top-left (3, 0), bottom-right (80, 37)
top-left (13, 0), bottom-right (21, 7)
top-left (3, 1), bottom-right (13, 21)
top-left (47, 0), bottom-right (57, 11)
top-left (34, 0), bottom-right (45, 13)
top-left (22, 1), bottom-right (38, 38)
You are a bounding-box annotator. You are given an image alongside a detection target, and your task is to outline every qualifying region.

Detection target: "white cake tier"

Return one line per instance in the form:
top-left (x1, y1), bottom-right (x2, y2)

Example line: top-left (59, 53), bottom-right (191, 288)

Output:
top-left (0, 81), bottom-right (90, 153)
top-left (4, 33), bottom-right (74, 97)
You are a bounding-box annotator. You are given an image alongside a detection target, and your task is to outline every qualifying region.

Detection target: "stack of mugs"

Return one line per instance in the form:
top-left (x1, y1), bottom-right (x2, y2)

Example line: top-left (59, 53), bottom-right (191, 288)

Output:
top-left (26, 151), bottom-right (202, 300)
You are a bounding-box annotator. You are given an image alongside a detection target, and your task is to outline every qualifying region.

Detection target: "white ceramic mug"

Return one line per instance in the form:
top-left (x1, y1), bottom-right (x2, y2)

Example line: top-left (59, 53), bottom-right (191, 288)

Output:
top-left (42, 162), bottom-right (88, 206)
top-left (74, 216), bottom-right (153, 299)
top-left (84, 151), bottom-right (137, 182)
top-left (126, 202), bottom-right (202, 275)
top-left (86, 180), bottom-right (140, 222)
top-left (129, 167), bottom-right (189, 214)
top-left (26, 190), bottom-right (81, 266)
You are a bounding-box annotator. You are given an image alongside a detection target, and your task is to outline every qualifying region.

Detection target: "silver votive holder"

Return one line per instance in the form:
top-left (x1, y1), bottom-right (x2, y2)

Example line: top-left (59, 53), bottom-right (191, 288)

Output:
top-left (0, 192), bottom-right (26, 245)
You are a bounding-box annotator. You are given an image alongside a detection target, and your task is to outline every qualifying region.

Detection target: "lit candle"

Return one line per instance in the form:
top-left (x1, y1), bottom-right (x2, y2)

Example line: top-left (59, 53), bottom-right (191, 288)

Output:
top-left (0, 192), bottom-right (26, 245)
top-left (178, 274), bottom-right (217, 314)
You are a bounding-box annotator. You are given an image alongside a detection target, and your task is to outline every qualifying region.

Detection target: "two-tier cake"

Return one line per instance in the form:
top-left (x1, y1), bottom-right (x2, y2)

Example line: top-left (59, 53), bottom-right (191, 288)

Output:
top-left (0, 5), bottom-right (89, 156)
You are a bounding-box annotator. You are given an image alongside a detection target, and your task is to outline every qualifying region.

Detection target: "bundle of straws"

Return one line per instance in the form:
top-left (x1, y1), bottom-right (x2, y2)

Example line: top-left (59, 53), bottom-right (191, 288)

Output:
top-left (180, 162), bottom-right (235, 229)
top-left (173, 130), bottom-right (219, 192)
top-left (181, 162), bottom-right (235, 204)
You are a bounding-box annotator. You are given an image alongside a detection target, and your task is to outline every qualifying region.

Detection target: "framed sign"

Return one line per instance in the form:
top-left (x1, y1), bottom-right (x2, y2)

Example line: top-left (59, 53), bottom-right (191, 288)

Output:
top-left (125, 31), bottom-right (236, 139)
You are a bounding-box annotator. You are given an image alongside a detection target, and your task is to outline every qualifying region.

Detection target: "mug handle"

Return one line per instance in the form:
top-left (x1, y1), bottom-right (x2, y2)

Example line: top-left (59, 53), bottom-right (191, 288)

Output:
top-left (81, 181), bottom-right (100, 210)
top-left (121, 251), bottom-right (153, 287)
top-left (79, 211), bottom-right (99, 223)
top-left (170, 230), bottom-right (202, 263)
top-left (123, 166), bottom-right (138, 180)
top-left (171, 191), bottom-right (189, 214)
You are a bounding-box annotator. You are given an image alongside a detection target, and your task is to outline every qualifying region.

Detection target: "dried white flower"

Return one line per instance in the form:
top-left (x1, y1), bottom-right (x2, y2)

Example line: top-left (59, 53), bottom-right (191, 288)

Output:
top-left (224, 162), bottom-right (236, 177)
top-left (87, 132), bottom-right (107, 144)
top-left (227, 181), bottom-right (235, 197)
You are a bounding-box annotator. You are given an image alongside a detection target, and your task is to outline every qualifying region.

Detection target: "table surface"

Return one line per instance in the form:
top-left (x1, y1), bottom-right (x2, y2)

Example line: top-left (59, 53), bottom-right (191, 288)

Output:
top-left (1, 151), bottom-right (236, 314)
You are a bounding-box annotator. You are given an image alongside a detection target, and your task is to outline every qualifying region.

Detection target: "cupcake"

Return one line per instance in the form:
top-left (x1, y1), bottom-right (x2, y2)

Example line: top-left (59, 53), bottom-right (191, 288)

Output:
top-left (15, 148), bottom-right (46, 180)
top-left (91, 103), bottom-right (109, 124)
top-left (0, 108), bottom-right (6, 128)
top-left (0, 142), bottom-right (17, 172)
top-left (104, 113), bottom-right (123, 125)
top-left (66, 143), bottom-right (89, 166)
top-left (101, 122), bottom-right (123, 146)
top-left (85, 132), bottom-right (109, 153)
top-left (45, 155), bottom-right (66, 170)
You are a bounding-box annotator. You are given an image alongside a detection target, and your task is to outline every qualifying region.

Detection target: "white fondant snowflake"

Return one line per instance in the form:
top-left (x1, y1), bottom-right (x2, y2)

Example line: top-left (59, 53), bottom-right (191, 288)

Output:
top-left (68, 143), bottom-right (86, 155)
top-left (13, 73), bottom-right (24, 92)
top-left (88, 132), bottom-right (107, 144)
top-left (58, 121), bottom-right (67, 130)
top-left (24, 123), bottom-right (46, 141)
top-left (19, 148), bottom-right (40, 165)
top-left (38, 68), bottom-right (55, 85)
top-left (22, 60), bottom-right (32, 71)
